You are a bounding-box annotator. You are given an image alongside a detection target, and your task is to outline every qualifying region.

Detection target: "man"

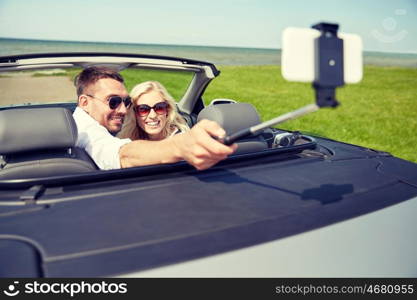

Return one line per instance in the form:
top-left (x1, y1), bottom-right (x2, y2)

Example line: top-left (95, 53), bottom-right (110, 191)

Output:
top-left (73, 66), bottom-right (237, 170)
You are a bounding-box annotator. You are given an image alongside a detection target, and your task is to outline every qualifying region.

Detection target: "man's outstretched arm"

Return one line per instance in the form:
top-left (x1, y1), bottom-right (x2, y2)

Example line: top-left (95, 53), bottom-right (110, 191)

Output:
top-left (119, 119), bottom-right (237, 170)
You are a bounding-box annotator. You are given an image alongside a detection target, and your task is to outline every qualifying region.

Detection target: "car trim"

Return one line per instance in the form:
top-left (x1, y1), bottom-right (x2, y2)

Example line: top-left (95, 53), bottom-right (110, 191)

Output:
top-left (0, 137), bottom-right (317, 191)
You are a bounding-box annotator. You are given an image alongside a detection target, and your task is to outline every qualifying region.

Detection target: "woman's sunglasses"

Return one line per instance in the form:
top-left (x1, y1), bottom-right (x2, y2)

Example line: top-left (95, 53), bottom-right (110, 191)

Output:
top-left (134, 102), bottom-right (169, 117)
top-left (87, 94), bottom-right (132, 110)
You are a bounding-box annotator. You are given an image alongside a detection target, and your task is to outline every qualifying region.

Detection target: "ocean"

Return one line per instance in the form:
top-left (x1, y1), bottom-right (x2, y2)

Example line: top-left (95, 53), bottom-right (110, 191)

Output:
top-left (0, 38), bottom-right (416, 67)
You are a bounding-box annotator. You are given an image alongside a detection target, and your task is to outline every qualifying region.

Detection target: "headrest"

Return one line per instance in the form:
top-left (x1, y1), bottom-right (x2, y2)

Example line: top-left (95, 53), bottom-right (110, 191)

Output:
top-left (197, 103), bottom-right (261, 135)
top-left (0, 107), bottom-right (77, 154)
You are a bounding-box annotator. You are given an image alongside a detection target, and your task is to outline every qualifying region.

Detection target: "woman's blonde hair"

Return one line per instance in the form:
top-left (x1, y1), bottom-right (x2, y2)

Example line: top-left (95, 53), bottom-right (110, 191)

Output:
top-left (117, 81), bottom-right (189, 140)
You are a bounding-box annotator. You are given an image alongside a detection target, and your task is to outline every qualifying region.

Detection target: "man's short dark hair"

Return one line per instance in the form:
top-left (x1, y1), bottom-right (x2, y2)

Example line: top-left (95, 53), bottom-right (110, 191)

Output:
top-left (74, 66), bottom-right (124, 97)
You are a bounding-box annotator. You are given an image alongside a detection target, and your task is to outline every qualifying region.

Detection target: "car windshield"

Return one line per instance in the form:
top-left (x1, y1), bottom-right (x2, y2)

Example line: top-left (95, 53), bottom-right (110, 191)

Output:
top-left (0, 67), bottom-right (193, 107)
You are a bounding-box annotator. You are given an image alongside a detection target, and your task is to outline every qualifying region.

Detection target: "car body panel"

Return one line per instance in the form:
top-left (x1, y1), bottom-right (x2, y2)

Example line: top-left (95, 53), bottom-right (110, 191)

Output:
top-left (1, 137), bottom-right (417, 277)
top-left (128, 195), bottom-right (417, 277)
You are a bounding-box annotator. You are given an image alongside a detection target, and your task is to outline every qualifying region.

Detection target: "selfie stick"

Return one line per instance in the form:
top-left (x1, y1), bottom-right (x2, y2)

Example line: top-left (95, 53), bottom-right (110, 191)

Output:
top-left (222, 22), bottom-right (344, 146)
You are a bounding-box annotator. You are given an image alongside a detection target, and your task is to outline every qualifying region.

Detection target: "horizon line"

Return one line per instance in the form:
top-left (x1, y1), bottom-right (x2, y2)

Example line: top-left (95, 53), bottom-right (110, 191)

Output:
top-left (1, 36), bottom-right (417, 55)
top-left (0, 36), bottom-right (279, 51)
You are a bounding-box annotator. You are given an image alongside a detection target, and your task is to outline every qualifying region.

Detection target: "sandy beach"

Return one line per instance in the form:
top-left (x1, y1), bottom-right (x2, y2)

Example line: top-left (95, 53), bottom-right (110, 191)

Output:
top-left (0, 74), bottom-right (76, 106)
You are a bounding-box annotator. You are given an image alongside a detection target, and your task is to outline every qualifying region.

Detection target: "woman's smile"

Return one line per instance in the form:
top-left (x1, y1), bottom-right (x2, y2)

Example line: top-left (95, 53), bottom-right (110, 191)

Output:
top-left (136, 90), bottom-right (168, 140)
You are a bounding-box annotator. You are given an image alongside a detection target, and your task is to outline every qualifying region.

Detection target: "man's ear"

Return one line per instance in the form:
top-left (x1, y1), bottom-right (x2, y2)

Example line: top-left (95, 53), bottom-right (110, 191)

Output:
top-left (78, 95), bottom-right (90, 112)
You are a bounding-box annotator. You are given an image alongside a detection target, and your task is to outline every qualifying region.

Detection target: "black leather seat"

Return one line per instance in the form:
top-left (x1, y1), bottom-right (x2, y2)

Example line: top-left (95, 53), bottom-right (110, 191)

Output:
top-left (197, 102), bottom-right (268, 154)
top-left (0, 107), bottom-right (98, 179)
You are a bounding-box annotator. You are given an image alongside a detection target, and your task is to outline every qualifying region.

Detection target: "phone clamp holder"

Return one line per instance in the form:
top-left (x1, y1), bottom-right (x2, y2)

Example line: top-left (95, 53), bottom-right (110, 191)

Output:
top-left (220, 22), bottom-right (347, 145)
top-left (312, 22), bottom-right (344, 108)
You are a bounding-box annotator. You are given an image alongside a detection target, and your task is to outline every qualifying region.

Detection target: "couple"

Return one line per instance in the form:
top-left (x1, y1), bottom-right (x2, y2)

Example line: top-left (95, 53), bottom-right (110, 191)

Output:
top-left (73, 66), bottom-right (237, 170)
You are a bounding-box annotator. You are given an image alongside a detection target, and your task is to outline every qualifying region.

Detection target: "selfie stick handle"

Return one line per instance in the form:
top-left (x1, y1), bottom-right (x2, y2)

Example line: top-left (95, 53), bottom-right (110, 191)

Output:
top-left (223, 103), bottom-right (319, 145)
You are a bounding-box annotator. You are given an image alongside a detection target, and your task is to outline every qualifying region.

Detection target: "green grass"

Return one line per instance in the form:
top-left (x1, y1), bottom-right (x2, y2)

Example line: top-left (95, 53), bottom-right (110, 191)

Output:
top-left (203, 65), bottom-right (417, 163)
top-left (121, 69), bottom-right (193, 100)
top-left (32, 71), bottom-right (68, 77)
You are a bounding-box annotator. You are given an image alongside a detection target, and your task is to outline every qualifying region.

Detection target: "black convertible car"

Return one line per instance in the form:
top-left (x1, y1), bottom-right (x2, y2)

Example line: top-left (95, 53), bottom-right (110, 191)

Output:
top-left (0, 51), bottom-right (417, 277)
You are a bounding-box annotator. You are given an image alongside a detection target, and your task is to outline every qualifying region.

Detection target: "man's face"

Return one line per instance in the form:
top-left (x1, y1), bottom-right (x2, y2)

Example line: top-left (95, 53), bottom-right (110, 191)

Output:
top-left (83, 78), bottom-right (129, 133)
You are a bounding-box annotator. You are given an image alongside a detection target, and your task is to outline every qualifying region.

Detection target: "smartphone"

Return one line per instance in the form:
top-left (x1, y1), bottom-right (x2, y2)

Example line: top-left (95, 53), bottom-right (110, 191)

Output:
top-left (281, 27), bottom-right (363, 84)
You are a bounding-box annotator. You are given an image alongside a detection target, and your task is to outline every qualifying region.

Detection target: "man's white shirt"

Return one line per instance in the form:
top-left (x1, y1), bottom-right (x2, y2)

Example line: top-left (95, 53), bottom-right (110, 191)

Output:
top-left (73, 107), bottom-right (131, 170)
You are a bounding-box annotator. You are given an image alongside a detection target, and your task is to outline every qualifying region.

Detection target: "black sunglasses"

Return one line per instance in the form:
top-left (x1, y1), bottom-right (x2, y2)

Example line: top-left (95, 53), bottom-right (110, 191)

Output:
top-left (134, 102), bottom-right (169, 117)
top-left (87, 94), bottom-right (132, 110)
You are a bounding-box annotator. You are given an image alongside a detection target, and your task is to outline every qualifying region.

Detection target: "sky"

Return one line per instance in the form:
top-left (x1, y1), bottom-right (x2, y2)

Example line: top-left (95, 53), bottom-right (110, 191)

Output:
top-left (0, 0), bottom-right (416, 53)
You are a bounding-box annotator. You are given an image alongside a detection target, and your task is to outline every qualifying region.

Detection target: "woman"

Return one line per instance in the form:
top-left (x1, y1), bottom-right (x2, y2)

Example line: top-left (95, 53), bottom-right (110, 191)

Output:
top-left (118, 81), bottom-right (189, 141)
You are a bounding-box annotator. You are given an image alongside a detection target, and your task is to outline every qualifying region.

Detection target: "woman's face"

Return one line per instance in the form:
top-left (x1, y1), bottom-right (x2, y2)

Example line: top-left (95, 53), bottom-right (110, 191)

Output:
top-left (134, 90), bottom-right (169, 140)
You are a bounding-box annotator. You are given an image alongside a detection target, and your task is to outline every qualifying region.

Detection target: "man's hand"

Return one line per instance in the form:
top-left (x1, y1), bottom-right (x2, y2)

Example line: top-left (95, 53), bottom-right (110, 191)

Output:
top-left (172, 119), bottom-right (238, 170)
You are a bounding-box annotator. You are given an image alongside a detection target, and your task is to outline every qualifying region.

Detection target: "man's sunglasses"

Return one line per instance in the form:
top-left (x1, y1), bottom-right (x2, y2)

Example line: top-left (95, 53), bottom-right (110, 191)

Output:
top-left (134, 102), bottom-right (169, 117)
top-left (86, 94), bottom-right (132, 110)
